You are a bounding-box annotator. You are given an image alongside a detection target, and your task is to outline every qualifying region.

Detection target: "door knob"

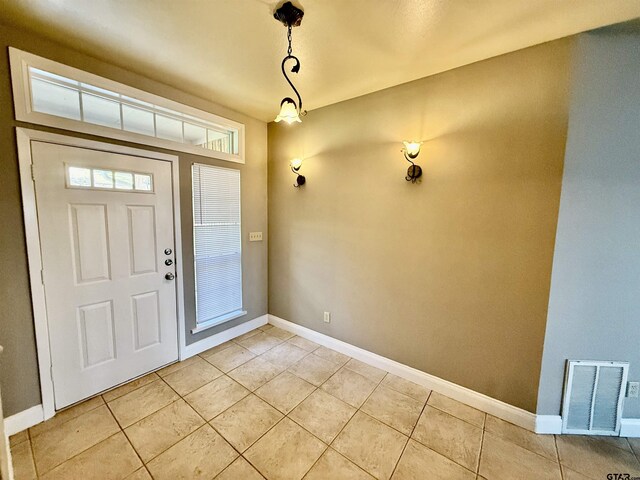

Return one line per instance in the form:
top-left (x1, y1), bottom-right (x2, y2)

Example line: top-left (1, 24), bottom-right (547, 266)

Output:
top-left (165, 273), bottom-right (175, 280)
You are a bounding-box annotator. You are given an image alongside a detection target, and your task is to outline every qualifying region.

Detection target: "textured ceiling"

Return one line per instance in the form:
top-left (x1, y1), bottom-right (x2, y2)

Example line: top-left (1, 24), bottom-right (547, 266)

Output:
top-left (1, 0), bottom-right (639, 121)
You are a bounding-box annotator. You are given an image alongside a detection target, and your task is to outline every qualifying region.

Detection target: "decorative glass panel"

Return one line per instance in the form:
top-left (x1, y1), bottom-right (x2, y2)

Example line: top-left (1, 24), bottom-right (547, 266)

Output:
top-left (93, 169), bottom-right (114, 188)
top-left (114, 171), bottom-right (134, 190)
top-left (134, 174), bottom-right (153, 191)
top-left (68, 167), bottom-right (91, 187)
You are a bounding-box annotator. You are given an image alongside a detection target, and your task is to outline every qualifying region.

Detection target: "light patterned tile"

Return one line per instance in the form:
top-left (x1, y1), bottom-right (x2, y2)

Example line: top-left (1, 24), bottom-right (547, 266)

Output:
top-left (313, 346), bottom-right (350, 366)
top-left (108, 380), bottom-right (179, 428)
top-left (228, 356), bottom-right (285, 391)
top-left (381, 374), bottom-right (431, 403)
top-left (259, 342), bottom-right (309, 369)
top-left (255, 371), bottom-right (316, 414)
top-left (258, 324), bottom-right (274, 332)
top-left (320, 367), bottom-right (377, 408)
top-left (344, 358), bottom-right (386, 383)
top-left (479, 432), bottom-right (562, 480)
top-left (556, 434), bottom-right (640, 480)
top-left (427, 392), bottom-right (485, 427)
top-left (216, 457), bottom-right (265, 480)
top-left (9, 430), bottom-right (29, 447)
top-left (102, 373), bottom-right (159, 403)
top-left (204, 343), bottom-right (256, 373)
top-left (630, 437), bottom-right (640, 459)
top-left (286, 336), bottom-right (319, 352)
top-left (30, 395), bottom-right (104, 438)
top-left (162, 357), bottom-right (223, 395)
top-left (237, 332), bottom-right (283, 355)
top-left (124, 399), bottom-right (205, 462)
top-left (210, 394), bottom-right (283, 452)
top-left (184, 375), bottom-right (250, 420)
top-left (332, 411), bottom-right (407, 480)
top-left (288, 353), bottom-right (341, 386)
top-left (126, 468), bottom-right (152, 480)
top-left (392, 439), bottom-right (475, 480)
top-left (361, 384), bottom-right (424, 435)
top-left (157, 355), bottom-right (202, 378)
top-left (146, 425), bottom-right (237, 480)
top-left (265, 326), bottom-right (295, 341)
top-left (304, 448), bottom-right (374, 480)
top-left (289, 389), bottom-right (356, 444)
top-left (412, 406), bottom-right (482, 472)
top-left (40, 432), bottom-right (141, 480)
top-left (233, 329), bottom-right (262, 342)
top-left (31, 405), bottom-right (120, 474)
top-left (10, 438), bottom-right (37, 480)
top-left (484, 415), bottom-right (557, 460)
top-left (561, 466), bottom-right (592, 480)
top-left (244, 418), bottom-right (326, 480)
top-left (199, 341), bottom-right (236, 359)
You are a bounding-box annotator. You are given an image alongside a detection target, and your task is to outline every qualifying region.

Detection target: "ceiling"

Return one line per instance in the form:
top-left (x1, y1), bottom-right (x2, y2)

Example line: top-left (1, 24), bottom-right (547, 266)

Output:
top-left (1, 1), bottom-right (639, 122)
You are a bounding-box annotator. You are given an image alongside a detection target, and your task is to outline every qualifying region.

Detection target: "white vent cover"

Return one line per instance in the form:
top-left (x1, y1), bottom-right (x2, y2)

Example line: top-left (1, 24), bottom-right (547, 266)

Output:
top-left (562, 360), bottom-right (628, 435)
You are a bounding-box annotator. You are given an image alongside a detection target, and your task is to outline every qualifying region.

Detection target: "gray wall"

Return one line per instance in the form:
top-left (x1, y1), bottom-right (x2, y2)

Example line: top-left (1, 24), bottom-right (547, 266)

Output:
top-left (537, 26), bottom-right (640, 418)
top-left (0, 23), bottom-right (268, 416)
top-left (268, 39), bottom-right (572, 413)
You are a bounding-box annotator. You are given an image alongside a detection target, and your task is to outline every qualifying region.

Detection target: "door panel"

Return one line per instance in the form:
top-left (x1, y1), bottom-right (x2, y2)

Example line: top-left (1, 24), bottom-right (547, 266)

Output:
top-left (31, 141), bottom-right (179, 409)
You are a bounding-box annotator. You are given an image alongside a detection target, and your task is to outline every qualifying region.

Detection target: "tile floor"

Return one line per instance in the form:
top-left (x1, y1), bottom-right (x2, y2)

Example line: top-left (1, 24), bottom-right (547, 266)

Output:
top-left (9, 323), bottom-right (640, 480)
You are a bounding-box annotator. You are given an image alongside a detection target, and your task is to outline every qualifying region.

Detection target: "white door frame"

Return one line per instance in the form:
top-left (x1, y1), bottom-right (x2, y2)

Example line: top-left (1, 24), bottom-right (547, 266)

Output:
top-left (16, 127), bottom-right (187, 421)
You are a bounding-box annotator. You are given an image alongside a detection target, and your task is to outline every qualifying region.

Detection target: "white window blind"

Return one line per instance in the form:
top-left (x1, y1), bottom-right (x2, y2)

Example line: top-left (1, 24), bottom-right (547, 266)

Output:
top-left (192, 164), bottom-right (245, 331)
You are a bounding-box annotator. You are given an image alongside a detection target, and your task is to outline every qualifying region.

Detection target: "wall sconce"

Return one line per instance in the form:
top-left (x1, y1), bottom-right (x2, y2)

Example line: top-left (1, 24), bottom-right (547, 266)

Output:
top-left (401, 141), bottom-right (423, 183)
top-left (290, 158), bottom-right (306, 187)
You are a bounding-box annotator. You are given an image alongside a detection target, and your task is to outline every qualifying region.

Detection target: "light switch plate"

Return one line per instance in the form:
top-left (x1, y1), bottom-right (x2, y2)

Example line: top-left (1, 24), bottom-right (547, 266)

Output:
top-left (628, 382), bottom-right (640, 398)
top-left (323, 311), bottom-right (331, 323)
top-left (249, 232), bottom-right (263, 242)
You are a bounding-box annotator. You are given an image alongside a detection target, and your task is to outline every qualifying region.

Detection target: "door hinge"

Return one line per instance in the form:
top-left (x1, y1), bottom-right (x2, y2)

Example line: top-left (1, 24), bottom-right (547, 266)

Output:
top-left (40, 269), bottom-right (45, 284)
top-left (30, 164), bottom-right (35, 181)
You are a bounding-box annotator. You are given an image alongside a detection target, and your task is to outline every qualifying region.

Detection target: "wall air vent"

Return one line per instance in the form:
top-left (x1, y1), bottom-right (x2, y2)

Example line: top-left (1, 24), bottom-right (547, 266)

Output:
top-left (561, 360), bottom-right (628, 435)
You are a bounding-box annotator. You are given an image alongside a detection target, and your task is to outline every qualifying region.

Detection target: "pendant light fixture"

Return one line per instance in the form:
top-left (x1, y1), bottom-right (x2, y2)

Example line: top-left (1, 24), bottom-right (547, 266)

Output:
top-left (273, 2), bottom-right (306, 124)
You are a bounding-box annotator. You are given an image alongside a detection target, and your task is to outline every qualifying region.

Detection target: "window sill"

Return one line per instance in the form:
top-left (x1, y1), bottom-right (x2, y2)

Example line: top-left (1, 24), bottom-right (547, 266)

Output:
top-left (190, 310), bottom-right (247, 334)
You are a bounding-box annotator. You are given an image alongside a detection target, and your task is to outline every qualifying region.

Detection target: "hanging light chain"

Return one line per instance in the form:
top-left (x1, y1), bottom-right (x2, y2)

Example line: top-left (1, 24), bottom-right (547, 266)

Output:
top-left (287, 25), bottom-right (293, 56)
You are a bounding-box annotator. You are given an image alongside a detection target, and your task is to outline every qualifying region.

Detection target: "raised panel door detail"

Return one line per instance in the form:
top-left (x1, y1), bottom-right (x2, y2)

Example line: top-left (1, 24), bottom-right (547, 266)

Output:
top-left (132, 291), bottom-right (161, 350)
top-left (78, 300), bottom-right (116, 368)
top-left (127, 205), bottom-right (157, 275)
top-left (69, 204), bottom-right (111, 283)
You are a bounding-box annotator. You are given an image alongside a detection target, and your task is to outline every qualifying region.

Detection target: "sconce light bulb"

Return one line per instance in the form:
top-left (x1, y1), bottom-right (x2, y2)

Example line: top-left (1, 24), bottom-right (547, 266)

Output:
top-left (403, 141), bottom-right (422, 159)
top-left (290, 158), bottom-right (303, 170)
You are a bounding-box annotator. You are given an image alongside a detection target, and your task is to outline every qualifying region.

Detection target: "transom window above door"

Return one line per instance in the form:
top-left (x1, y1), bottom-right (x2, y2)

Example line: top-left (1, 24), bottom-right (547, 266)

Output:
top-left (10, 48), bottom-right (245, 163)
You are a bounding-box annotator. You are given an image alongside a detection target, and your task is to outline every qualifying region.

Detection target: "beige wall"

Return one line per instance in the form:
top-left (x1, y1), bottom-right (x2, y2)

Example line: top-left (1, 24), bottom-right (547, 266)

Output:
top-left (268, 39), bottom-right (572, 412)
top-left (0, 24), bottom-right (268, 416)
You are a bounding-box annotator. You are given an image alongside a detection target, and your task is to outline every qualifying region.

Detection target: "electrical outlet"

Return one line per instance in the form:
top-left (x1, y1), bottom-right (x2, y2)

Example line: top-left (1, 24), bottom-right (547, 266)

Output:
top-left (628, 382), bottom-right (640, 398)
top-left (323, 311), bottom-right (331, 323)
top-left (249, 232), bottom-right (263, 242)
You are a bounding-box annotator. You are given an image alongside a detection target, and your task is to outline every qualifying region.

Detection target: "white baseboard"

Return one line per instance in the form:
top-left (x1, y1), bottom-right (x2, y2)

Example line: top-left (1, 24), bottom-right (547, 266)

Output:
top-left (535, 415), bottom-right (562, 434)
top-left (182, 314), bottom-right (268, 359)
top-left (268, 314), bottom-right (537, 432)
top-left (4, 404), bottom-right (44, 436)
top-left (620, 418), bottom-right (640, 437)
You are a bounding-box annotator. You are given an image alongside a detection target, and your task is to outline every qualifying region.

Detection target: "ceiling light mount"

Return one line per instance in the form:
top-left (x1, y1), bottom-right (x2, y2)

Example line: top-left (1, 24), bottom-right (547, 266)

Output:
top-left (273, 1), bottom-right (304, 28)
top-left (274, 2), bottom-right (307, 124)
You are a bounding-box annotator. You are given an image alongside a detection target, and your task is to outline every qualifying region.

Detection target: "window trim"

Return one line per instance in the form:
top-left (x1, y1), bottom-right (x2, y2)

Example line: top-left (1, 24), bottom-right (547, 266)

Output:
top-left (190, 163), bottom-right (245, 333)
top-left (9, 47), bottom-right (245, 164)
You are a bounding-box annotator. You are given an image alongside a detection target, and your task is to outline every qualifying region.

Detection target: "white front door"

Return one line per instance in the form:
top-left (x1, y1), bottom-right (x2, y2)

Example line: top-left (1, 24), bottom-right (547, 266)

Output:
top-left (31, 141), bottom-right (179, 409)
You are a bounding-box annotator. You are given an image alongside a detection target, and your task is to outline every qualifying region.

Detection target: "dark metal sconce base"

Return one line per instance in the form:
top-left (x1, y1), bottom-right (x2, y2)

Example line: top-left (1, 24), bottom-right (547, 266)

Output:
top-left (406, 165), bottom-right (422, 183)
top-left (294, 175), bottom-right (306, 187)
top-left (274, 2), bottom-right (304, 27)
